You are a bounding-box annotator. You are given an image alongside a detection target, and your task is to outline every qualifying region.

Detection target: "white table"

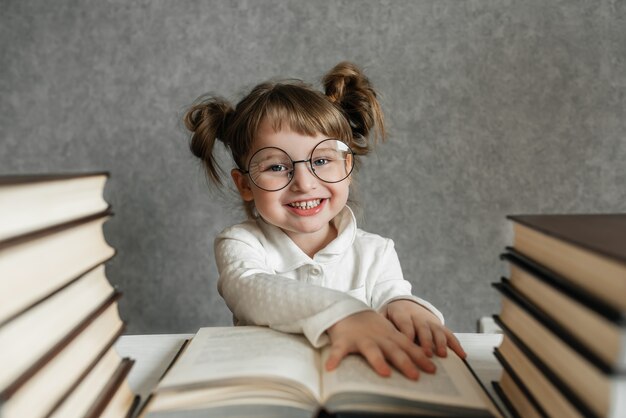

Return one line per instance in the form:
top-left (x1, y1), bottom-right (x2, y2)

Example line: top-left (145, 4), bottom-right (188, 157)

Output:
top-left (115, 332), bottom-right (505, 416)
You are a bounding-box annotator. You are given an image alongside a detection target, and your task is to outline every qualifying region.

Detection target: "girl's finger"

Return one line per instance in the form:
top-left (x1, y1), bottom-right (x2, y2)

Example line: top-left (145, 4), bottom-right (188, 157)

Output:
top-left (408, 347), bottom-right (436, 374)
top-left (432, 326), bottom-right (448, 357)
top-left (445, 329), bottom-right (467, 358)
top-left (414, 320), bottom-right (434, 357)
top-left (380, 340), bottom-right (419, 380)
top-left (325, 342), bottom-right (350, 371)
top-left (357, 340), bottom-right (392, 377)
top-left (392, 334), bottom-right (436, 374)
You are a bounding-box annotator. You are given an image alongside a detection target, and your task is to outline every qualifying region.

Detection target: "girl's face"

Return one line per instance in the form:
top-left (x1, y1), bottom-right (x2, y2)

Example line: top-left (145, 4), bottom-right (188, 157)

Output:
top-left (231, 119), bottom-right (350, 250)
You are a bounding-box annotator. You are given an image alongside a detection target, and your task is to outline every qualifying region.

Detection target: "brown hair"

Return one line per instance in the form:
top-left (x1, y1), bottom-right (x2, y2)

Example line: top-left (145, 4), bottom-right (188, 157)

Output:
top-left (183, 61), bottom-right (386, 218)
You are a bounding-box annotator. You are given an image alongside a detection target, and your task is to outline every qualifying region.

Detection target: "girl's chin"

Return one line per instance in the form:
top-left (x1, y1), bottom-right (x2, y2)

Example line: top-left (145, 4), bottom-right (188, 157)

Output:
top-left (279, 216), bottom-right (336, 237)
top-left (283, 221), bottom-right (329, 235)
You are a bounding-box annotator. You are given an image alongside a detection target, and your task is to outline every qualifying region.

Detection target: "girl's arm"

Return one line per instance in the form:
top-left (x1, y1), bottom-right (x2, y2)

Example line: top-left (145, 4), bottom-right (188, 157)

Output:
top-left (215, 230), bottom-right (371, 348)
top-left (216, 226), bottom-right (441, 379)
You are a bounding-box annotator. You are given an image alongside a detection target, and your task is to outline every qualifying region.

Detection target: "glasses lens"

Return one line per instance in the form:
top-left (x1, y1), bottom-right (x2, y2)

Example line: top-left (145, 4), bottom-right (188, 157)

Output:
top-left (310, 139), bottom-right (354, 183)
top-left (248, 148), bottom-right (293, 191)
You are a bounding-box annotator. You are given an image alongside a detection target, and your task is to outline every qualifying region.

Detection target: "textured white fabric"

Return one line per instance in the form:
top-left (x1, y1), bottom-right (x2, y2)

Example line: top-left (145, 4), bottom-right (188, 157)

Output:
top-left (215, 207), bottom-right (444, 347)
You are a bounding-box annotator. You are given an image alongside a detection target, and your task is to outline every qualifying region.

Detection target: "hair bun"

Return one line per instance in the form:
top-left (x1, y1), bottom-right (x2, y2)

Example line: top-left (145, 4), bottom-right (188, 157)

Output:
top-left (323, 61), bottom-right (385, 149)
top-left (183, 96), bottom-right (234, 182)
top-left (184, 97), bottom-right (233, 142)
top-left (323, 61), bottom-right (365, 104)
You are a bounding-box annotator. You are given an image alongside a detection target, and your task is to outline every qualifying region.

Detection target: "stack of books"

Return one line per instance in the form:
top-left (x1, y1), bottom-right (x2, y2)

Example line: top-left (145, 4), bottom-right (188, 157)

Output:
top-left (0, 173), bottom-right (137, 418)
top-left (492, 214), bottom-right (626, 418)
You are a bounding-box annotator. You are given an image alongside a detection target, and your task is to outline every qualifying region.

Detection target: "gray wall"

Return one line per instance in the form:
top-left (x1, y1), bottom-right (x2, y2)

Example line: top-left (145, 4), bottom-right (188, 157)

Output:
top-left (2, 0), bottom-right (625, 334)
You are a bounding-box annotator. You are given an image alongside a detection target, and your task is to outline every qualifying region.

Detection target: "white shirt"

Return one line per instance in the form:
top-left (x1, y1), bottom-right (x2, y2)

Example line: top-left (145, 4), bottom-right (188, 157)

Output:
top-left (215, 206), bottom-right (444, 347)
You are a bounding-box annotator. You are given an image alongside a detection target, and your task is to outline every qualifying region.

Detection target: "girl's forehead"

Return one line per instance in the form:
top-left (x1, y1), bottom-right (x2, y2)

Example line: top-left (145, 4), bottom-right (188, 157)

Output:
top-left (252, 123), bottom-right (327, 155)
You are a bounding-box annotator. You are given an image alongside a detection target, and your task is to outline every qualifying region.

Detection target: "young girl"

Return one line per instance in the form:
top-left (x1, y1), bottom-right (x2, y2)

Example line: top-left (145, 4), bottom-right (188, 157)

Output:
top-left (184, 62), bottom-right (465, 380)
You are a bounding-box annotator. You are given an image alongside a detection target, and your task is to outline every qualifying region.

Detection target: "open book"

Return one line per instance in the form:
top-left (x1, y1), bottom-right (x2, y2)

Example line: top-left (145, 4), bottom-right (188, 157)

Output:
top-left (141, 326), bottom-right (500, 418)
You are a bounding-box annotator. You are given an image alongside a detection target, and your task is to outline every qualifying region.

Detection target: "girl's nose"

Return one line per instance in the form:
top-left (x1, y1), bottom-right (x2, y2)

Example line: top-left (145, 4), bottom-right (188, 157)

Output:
top-left (289, 162), bottom-right (317, 192)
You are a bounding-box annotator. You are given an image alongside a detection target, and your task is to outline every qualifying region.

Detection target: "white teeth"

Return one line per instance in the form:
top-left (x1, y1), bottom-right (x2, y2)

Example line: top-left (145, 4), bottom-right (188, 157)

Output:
top-left (289, 199), bottom-right (322, 209)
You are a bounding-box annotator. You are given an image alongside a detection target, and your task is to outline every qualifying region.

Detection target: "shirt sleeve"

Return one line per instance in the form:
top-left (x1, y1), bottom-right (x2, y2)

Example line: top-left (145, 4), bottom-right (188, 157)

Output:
top-left (215, 230), bottom-right (372, 348)
top-left (370, 239), bottom-right (445, 324)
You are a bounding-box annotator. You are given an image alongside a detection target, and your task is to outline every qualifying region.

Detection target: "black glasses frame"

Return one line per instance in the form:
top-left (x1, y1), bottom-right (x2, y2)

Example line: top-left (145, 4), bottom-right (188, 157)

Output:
top-left (240, 138), bottom-right (355, 192)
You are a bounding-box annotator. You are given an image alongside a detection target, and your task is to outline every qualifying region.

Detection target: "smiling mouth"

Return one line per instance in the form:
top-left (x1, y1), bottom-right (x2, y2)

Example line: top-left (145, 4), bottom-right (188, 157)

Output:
top-left (287, 199), bottom-right (323, 209)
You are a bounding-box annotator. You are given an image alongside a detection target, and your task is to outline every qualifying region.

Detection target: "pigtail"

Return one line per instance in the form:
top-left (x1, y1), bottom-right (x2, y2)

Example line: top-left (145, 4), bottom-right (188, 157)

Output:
top-left (183, 96), bottom-right (234, 185)
top-left (323, 62), bottom-right (386, 155)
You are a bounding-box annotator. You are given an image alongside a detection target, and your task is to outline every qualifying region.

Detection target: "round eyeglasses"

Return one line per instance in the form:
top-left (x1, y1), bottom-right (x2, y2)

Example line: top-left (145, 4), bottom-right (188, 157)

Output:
top-left (240, 139), bottom-right (355, 192)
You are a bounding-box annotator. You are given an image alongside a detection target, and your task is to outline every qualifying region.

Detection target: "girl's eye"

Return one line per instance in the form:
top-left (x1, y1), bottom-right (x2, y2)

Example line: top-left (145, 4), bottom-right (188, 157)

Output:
top-left (312, 158), bottom-right (330, 167)
top-left (268, 164), bottom-right (289, 172)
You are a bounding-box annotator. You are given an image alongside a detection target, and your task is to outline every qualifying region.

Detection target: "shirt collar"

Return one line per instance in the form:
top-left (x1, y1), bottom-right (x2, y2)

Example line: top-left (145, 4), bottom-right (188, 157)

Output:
top-left (256, 206), bottom-right (357, 273)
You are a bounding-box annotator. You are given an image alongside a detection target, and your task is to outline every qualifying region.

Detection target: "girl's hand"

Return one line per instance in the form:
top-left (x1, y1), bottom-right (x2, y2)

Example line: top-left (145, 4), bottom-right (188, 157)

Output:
top-left (381, 300), bottom-right (466, 359)
top-left (325, 311), bottom-right (436, 380)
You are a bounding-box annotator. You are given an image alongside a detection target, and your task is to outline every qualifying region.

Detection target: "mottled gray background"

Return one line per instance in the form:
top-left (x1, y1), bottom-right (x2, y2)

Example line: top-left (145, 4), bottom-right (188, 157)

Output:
top-left (2, 0), bottom-right (625, 334)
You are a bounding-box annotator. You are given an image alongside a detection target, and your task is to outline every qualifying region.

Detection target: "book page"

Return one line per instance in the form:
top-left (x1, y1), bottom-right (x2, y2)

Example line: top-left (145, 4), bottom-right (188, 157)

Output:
top-left (320, 348), bottom-right (494, 413)
top-left (157, 327), bottom-right (321, 402)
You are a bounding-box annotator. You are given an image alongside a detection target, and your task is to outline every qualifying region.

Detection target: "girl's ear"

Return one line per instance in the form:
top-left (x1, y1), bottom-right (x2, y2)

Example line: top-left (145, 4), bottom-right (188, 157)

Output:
top-left (231, 169), bottom-right (254, 201)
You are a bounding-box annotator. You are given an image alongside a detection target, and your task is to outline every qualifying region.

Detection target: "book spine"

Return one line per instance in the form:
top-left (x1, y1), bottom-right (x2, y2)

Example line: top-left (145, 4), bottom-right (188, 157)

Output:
top-left (0, 172), bottom-right (110, 185)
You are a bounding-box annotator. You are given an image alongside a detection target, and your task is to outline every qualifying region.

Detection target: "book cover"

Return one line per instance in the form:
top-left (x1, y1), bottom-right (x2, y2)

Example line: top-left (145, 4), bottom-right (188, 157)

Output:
top-left (507, 214), bottom-right (626, 263)
top-left (507, 214), bottom-right (626, 311)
